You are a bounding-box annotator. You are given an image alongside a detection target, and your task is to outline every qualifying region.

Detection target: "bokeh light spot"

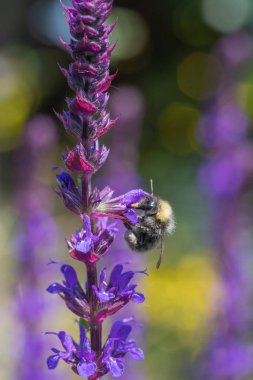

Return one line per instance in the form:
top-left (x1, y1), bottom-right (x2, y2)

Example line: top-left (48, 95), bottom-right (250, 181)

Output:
top-left (173, 1), bottom-right (217, 47)
top-left (158, 102), bottom-right (200, 154)
top-left (29, 0), bottom-right (72, 46)
top-left (143, 255), bottom-right (220, 344)
top-left (202, 0), bottom-right (250, 33)
top-left (0, 47), bottom-right (50, 152)
top-left (109, 7), bottom-right (149, 61)
top-left (238, 82), bottom-right (253, 123)
top-left (177, 52), bottom-right (221, 100)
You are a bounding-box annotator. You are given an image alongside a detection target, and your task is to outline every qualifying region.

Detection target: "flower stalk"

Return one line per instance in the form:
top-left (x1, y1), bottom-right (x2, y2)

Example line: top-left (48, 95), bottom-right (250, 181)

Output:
top-left (86, 262), bottom-right (101, 357)
top-left (47, 1), bottom-right (151, 378)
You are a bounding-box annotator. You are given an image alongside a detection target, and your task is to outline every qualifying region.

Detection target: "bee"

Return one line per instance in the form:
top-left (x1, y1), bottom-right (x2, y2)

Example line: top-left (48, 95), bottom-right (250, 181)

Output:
top-left (124, 194), bottom-right (175, 269)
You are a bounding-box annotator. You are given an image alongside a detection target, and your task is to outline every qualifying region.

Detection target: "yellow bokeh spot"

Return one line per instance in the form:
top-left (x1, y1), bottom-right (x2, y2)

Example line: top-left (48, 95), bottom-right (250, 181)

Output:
top-left (0, 47), bottom-right (44, 151)
top-left (108, 7), bottom-right (149, 61)
top-left (142, 254), bottom-right (221, 344)
top-left (177, 52), bottom-right (221, 100)
top-left (158, 102), bottom-right (200, 154)
top-left (238, 82), bottom-right (253, 123)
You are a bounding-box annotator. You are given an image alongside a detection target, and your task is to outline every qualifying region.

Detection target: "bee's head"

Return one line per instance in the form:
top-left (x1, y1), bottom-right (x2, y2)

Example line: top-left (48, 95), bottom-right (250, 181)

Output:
top-left (131, 195), bottom-right (159, 215)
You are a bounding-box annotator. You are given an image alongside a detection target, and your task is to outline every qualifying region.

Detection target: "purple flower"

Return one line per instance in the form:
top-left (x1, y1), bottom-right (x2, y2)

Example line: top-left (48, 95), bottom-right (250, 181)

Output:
top-left (101, 318), bottom-right (144, 377)
top-left (47, 262), bottom-right (145, 323)
top-left (55, 168), bottom-right (153, 225)
top-left (91, 187), bottom-right (153, 224)
top-left (67, 215), bottom-right (116, 264)
top-left (197, 32), bottom-right (253, 380)
top-left (47, 322), bottom-right (97, 377)
top-left (55, 168), bottom-right (82, 215)
top-left (93, 265), bottom-right (146, 321)
top-left (47, 262), bottom-right (90, 319)
top-left (198, 337), bottom-right (253, 379)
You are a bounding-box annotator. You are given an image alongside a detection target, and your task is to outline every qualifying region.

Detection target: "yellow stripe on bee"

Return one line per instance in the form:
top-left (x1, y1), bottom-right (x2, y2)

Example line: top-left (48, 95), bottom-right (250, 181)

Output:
top-left (156, 200), bottom-right (173, 222)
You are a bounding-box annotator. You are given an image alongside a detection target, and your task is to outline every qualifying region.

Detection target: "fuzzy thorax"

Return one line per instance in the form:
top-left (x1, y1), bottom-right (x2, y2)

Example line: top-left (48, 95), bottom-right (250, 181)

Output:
top-left (157, 200), bottom-right (175, 233)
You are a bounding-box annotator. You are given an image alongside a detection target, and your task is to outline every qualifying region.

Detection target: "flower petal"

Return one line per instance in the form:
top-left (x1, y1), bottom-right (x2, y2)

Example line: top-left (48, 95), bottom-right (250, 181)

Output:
top-left (47, 354), bottom-right (60, 369)
top-left (120, 189), bottom-right (148, 206)
top-left (109, 264), bottom-right (123, 287)
top-left (77, 360), bottom-right (97, 377)
top-left (124, 209), bottom-right (138, 224)
top-left (76, 240), bottom-right (92, 253)
top-left (132, 292), bottom-right (145, 304)
top-left (99, 267), bottom-right (107, 286)
top-left (58, 331), bottom-right (75, 352)
top-left (47, 283), bottom-right (66, 294)
top-left (61, 264), bottom-right (78, 288)
top-left (109, 320), bottom-right (132, 341)
top-left (107, 357), bottom-right (125, 377)
top-left (93, 285), bottom-right (115, 303)
top-left (129, 347), bottom-right (145, 361)
top-left (118, 271), bottom-right (134, 292)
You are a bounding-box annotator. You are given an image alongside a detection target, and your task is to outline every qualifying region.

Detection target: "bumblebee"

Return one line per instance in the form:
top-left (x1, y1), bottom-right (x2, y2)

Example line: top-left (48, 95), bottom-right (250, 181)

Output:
top-left (124, 195), bottom-right (175, 269)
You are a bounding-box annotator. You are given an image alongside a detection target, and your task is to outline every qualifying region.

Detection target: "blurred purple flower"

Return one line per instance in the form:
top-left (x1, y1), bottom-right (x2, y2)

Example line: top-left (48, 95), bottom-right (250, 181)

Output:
top-left (14, 115), bottom-right (63, 380)
top-left (197, 32), bottom-right (253, 380)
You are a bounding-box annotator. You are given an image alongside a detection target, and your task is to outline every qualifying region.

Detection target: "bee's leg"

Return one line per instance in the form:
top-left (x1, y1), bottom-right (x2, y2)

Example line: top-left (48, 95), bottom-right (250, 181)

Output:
top-left (156, 228), bottom-right (165, 269)
top-left (123, 221), bottom-right (132, 230)
top-left (124, 229), bottom-right (138, 249)
top-left (124, 225), bottom-right (148, 250)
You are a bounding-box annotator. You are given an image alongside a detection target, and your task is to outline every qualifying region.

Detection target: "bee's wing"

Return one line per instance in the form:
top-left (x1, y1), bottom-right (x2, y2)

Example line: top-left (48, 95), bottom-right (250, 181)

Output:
top-left (156, 228), bottom-right (165, 269)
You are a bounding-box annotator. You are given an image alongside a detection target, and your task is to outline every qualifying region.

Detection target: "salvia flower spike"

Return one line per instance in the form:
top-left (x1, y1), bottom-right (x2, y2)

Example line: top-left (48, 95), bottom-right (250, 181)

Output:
top-left (47, 1), bottom-right (153, 378)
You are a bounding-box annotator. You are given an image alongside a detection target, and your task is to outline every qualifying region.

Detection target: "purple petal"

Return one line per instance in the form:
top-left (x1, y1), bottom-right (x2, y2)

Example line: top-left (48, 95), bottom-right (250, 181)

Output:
top-left (121, 189), bottom-right (148, 206)
top-left (124, 209), bottom-right (138, 224)
top-left (58, 331), bottom-right (75, 352)
top-left (93, 285), bottom-right (115, 303)
top-left (77, 361), bottom-right (97, 377)
top-left (109, 320), bottom-right (132, 341)
top-left (132, 292), bottom-right (145, 304)
top-left (47, 354), bottom-right (60, 369)
top-left (109, 264), bottom-right (124, 287)
top-left (47, 283), bottom-right (66, 294)
top-left (118, 271), bottom-right (134, 292)
top-left (83, 215), bottom-right (92, 238)
top-left (56, 169), bottom-right (80, 198)
top-left (76, 239), bottom-right (92, 253)
top-left (99, 267), bottom-right (107, 286)
top-left (107, 357), bottom-right (125, 377)
top-left (129, 348), bottom-right (145, 361)
top-left (61, 264), bottom-right (78, 288)
top-left (99, 186), bottom-right (114, 201)
top-left (78, 323), bottom-right (87, 351)
top-left (55, 168), bottom-right (82, 213)
top-left (75, 216), bottom-right (93, 252)
top-left (57, 110), bottom-right (83, 138)
top-left (102, 338), bottom-right (114, 361)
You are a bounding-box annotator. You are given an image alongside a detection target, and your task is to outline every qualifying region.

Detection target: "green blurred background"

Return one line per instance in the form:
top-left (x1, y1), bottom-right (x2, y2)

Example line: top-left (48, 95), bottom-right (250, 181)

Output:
top-left (1, 0), bottom-right (253, 379)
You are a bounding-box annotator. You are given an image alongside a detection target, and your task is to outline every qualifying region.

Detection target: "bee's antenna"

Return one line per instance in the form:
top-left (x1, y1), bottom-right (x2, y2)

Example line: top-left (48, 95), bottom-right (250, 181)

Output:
top-left (150, 179), bottom-right (154, 195)
top-left (156, 228), bottom-right (165, 269)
